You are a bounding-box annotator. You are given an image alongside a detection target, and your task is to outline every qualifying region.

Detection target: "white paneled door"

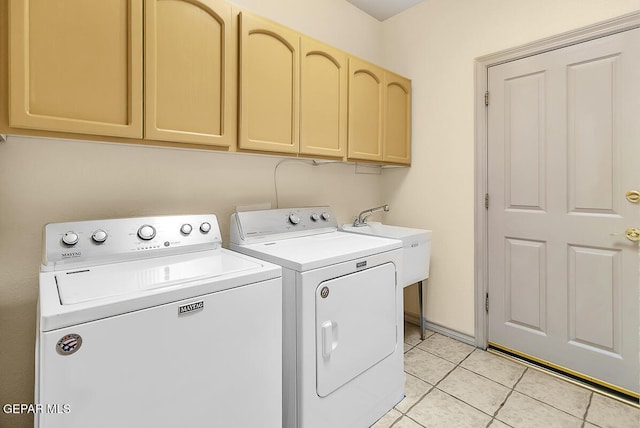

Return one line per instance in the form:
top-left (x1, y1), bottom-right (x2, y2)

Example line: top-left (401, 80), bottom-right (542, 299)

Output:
top-left (487, 28), bottom-right (639, 396)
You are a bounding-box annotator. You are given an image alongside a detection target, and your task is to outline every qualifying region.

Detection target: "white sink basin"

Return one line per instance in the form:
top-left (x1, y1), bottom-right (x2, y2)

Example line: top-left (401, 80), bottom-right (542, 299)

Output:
top-left (340, 222), bottom-right (432, 288)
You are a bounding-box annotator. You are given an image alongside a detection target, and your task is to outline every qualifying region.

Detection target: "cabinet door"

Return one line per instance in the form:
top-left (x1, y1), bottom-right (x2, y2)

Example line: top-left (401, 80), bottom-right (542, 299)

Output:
top-left (383, 72), bottom-right (411, 164)
top-left (145, 0), bottom-right (234, 147)
top-left (239, 12), bottom-right (299, 153)
top-left (347, 58), bottom-right (384, 162)
top-left (9, 0), bottom-right (143, 138)
top-left (300, 38), bottom-right (347, 158)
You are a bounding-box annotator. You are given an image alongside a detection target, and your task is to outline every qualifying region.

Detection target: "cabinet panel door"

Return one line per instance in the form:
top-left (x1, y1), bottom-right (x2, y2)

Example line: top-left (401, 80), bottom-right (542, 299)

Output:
top-left (239, 12), bottom-right (299, 153)
top-left (300, 38), bottom-right (347, 158)
top-left (145, 0), bottom-right (234, 147)
top-left (347, 58), bottom-right (383, 161)
top-left (9, 0), bottom-right (143, 138)
top-left (383, 72), bottom-right (411, 164)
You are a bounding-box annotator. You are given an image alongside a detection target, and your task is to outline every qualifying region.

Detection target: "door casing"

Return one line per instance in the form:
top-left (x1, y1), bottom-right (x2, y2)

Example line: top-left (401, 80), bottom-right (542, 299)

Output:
top-left (474, 11), bottom-right (640, 348)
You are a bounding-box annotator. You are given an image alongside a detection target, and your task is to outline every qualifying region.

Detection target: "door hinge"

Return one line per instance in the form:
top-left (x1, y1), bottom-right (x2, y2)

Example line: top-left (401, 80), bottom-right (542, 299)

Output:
top-left (485, 293), bottom-right (489, 313)
top-left (485, 193), bottom-right (489, 209)
top-left (484, 91), bottom-right (489, 106)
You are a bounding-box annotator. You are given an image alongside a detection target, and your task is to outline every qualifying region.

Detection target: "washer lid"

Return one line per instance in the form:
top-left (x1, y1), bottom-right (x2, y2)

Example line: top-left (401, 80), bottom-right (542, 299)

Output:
top-left (56, 250), bottom-right (263, 305)
top-left (231, 231), bottom-right (402, 271)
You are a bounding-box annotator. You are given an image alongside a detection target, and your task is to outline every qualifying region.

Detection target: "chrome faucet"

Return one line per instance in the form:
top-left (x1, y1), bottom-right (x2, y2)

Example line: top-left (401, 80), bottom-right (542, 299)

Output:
top-left (353, 204), bottom-right (389, 227)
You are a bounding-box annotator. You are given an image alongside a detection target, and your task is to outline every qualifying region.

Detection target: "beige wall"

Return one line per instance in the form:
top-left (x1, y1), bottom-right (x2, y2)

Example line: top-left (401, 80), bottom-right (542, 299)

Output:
top-left (0, 1), bottom-right (383, 426)
top-left (380, 0), bottom-right (640, 336)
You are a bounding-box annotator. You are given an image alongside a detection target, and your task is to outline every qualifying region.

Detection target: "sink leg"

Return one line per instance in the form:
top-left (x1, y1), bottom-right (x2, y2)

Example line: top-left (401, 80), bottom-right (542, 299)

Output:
top-left (418, 280), bottom-right (426, 340)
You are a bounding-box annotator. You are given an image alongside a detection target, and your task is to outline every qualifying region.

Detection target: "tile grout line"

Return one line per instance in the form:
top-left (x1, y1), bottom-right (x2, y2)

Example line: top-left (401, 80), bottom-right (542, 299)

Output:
top-left (397, 333), bottom-right (462, 419)
top-left (580, 392), bottom-right (593, 428)
top-left (488, 365), bottom-right (528, 427)
top-left (397, 340), bottom-right (480, 424)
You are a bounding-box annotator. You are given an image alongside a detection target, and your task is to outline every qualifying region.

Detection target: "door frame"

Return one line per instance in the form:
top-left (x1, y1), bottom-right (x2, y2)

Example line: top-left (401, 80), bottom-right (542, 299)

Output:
top-left (473, 11), bottom-right (640, 348)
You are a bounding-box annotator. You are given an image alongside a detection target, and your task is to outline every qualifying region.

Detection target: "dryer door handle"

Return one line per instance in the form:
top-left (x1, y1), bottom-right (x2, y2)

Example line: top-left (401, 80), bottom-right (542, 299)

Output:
top-left (321, 320), bottom-right (339, 358)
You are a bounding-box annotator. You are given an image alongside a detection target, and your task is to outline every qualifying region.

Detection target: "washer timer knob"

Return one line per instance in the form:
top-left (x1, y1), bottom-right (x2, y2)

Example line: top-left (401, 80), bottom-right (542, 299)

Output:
top-left (92, 229), bottom-right (108, 243)
top-left (62, 231), bottom-right (79, 246)
top-left (180, 224), bottom-right (193, 235)
top-left (321, 212), bottom-right (331, 221)
top-left (288, 213), bottom-right (301, 225)
top-left (200, 222), bottom-right (211, 234)
top-left (137, 224), bottom-right (156, 241)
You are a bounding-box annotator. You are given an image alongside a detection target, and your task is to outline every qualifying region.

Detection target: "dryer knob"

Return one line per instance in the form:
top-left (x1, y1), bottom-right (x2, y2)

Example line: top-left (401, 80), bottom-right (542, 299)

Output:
top-left (137, 225), bottom-right (156, 241)
top-left (200, 222), bottom-right (212, 234)
top-left (310, 213), bottom-right (320, 222)
top-left (288, 213), bottom-right (301, 225)
top-left (180, 224), bottom-right (193, 235)
top-left (62, 231), bottom-right (79, 246)
top-left (321, 212), bottom-right (331, 221)
top-left (92, 229), bottom-right (108, 243)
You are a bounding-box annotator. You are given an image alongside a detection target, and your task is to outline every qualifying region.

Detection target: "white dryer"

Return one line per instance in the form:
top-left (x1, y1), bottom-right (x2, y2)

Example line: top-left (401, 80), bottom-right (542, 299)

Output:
top-left (37, 214), bottom-right (282, 428)
top-left (230, 207), bottom-right (404, 428)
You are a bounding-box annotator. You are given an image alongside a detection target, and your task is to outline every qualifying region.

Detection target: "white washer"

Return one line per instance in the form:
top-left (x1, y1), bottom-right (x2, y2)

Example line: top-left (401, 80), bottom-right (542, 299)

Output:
top-left (230, 207), bottom-right (404, 428)
top-left (37, 214), bottom-right (282, 428)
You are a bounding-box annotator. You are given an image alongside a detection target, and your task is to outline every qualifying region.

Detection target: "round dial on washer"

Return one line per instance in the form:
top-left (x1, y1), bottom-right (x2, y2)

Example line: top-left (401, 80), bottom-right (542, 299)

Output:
top-left (180, 224), bottom-right (193, 235)
top-left (321, 212), bottom-right (331, 221)
top-left (288, 213), bottom-right (301, 225)
top-left (137, 224), bottom-right (156, 241)
top-left (200, 222), bottom-right (211, 234)
top-left (62, 231), bottom-right (79, 246)
top-left (92, 229), bottom-right (108, 243)
top-left (310, 213), bottom-right (320, 222)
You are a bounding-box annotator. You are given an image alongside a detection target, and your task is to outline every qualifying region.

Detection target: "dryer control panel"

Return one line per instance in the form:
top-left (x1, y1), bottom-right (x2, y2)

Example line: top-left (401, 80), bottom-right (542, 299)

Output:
top-left (230, 206), bottom-right (338, 244)
top-left (42, 214), bottom-right (221, 270)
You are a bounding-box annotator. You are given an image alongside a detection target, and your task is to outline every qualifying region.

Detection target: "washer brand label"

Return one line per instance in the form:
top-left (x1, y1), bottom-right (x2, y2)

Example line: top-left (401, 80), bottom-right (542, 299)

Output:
top-left (61, 251), bottom-right (82, 259)
top-left (56, 334), bottom-right (82, 356)
top-left (179, 301), bottom-right (204, 315)
top-left (356, 261), bottom-right (367, 268)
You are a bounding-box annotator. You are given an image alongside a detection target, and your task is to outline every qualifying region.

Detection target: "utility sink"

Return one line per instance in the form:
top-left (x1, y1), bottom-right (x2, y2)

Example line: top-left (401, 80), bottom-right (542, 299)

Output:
top-left (340, 222), bottom-right (432, 288)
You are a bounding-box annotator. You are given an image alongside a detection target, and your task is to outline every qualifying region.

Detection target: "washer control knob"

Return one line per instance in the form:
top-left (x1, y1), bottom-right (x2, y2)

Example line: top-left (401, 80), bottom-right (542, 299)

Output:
top-left (137, 225), bottom-right (156, 241)
top-left (310, 213), bottom-right (320, 222)
top-left (62, 231), bottom-right (79, 246)
top-left (200, 222), bottom-right (211, 234)
top-left (92, 229), bottom-right (108, 243)
top-left (321, 212), bottom-right (331, 221)
top-left (288, 213), bottom-right (301, 225)
top-left (180, 224), bottom-right (193, 235)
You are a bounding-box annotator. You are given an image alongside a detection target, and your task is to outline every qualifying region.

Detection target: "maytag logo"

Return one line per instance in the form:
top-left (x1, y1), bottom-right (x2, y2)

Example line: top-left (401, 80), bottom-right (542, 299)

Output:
top-left (356, 261), bottom-right (367, 268)
top-left (178, 301), bottom-right (204, 315)
top-left (61, 251), bottom-right (82, 259)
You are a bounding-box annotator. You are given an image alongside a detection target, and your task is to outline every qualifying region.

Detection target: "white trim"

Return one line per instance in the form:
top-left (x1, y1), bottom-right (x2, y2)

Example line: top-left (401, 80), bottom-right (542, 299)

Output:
top-left (473, 11), bottom-right (640, 349)
top-left (404, 313), bottom-right (476, 347)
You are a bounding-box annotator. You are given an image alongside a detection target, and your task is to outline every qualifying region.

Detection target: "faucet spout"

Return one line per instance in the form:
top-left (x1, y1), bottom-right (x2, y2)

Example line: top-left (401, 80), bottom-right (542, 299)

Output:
top-left (353, 204), bottom-right (389, 227)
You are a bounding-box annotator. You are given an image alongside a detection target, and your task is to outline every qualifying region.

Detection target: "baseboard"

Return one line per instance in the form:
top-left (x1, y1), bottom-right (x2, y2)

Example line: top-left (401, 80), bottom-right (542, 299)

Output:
top-left (404, 312), bottom-right (476, 347)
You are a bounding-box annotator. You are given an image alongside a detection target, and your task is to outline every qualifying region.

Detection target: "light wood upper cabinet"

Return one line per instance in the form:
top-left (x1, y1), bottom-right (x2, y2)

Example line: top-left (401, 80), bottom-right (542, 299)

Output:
top-left (300, 38), bottom-right (347, 158)
top-left (9, 0), bottom-right (143, 138)
top-left (145, 0), bottom-right (234, 146)
top-left (238, 12), bottom-right (299, 153)
top-left (348, 58), bottom-right (412, 165)
top-left (383, 72), bottom-right (411, 165)
top-left (347, 58), bottom-right (384, 162)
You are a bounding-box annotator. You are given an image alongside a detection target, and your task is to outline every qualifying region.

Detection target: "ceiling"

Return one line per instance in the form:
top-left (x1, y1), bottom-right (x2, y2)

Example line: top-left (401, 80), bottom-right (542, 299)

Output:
top-left (346, 0), bottom-right (425, 21)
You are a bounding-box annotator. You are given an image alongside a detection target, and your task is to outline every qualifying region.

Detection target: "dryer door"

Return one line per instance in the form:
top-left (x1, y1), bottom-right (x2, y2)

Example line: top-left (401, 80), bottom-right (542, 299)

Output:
top-left (315, 262), bottom-right (397, 397)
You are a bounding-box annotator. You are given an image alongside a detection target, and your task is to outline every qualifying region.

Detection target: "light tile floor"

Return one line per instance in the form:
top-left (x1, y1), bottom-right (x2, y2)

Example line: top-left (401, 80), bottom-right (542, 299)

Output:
top-left (372, 323), bottom-right (640, 428)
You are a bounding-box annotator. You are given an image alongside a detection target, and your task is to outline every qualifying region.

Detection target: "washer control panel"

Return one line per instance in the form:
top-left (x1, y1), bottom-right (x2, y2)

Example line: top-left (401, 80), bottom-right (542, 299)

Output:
top-left (230, 206), bottom-right (337, 244)
top-left (43, 214), bottom-right (221, 270)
